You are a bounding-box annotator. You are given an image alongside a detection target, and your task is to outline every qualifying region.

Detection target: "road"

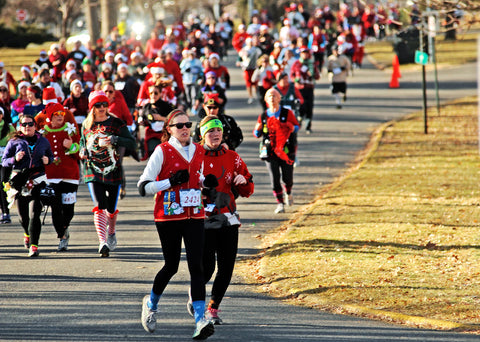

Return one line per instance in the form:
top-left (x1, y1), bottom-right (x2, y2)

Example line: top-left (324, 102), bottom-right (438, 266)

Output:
top-left (0, 51), bottom-right (478, 341)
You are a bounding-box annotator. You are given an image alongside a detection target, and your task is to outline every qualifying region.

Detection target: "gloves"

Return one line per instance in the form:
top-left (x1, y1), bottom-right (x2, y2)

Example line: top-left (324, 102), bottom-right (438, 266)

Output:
top-left (138, 180), bottom-right (150, 197)
top-left (169, 169), bottom-right (189, 186)
top-left (203, 174), bottom-right (218, 188)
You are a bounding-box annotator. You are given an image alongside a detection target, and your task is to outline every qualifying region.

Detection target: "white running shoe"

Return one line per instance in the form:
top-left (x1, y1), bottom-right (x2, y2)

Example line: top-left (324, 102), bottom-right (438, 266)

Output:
top-left (274, 203), bottom-right (285, 214)
top-left (98, 242), bottom-right (109, 257)
top-left (285, 194), bottom-right (293, 206)
top-left (107, 233), bottom-right (117, 251)
top-left (192, 318), bottom-right (214, 340)
top-left (141, 295), bottom-right (157, 333)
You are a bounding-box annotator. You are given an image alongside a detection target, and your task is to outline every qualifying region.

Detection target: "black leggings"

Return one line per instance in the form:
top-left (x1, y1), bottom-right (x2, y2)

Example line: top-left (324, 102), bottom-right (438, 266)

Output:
top-left (153, 219), bottom-right (206, 302)
top-left (17, 187), bottom-right (43, 246)
top-left (0, 166), bottom-right (12, 214)
top-left (50, 182), bottom-right (78, 238)
top-left (87, 182), bottom-right (120, 213)
top-left (203, 225), bottom-right (239, 308)
top-left (266, 157), bottom-right (294, 195)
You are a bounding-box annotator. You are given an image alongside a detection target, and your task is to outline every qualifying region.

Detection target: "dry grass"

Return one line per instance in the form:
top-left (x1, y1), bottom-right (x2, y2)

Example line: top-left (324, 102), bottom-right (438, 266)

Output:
top-left (365, 31), bottom-right (478, 69)
top-left (237, 97), bottom-right (480, 333)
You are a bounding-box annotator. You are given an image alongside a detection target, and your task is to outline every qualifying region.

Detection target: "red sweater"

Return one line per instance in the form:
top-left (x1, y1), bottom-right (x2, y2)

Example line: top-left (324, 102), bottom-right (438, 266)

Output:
top-left (44, 122), bottom-right (80, 181)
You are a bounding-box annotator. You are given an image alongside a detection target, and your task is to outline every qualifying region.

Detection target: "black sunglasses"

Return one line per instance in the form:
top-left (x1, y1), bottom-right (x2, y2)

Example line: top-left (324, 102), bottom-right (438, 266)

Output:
top-left (0, 88), bottom-right (7, 92)
top-left (104, 90), bottom-right (114, 93)
top-left (169, 122), bottom-right (193, 129)
top-left (94, 102), bottom-right (109, 108)
top-left (20, 121), bottom-right (35, 127)
top-left (206, 106), bottom-right (218, 110)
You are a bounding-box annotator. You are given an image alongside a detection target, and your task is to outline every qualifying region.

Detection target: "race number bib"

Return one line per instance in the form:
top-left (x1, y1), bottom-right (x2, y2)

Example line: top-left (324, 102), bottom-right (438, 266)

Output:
top-left (332, 67), bottom-right (342, 75)
top-left (62, 192), bottom-right (77, 204)
top-left (179, 189), bottom-right (201, 207)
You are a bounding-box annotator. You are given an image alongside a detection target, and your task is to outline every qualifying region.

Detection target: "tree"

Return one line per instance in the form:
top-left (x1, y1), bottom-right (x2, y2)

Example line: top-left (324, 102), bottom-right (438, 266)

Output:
top-left (57, 0), bottom-right (84, 38)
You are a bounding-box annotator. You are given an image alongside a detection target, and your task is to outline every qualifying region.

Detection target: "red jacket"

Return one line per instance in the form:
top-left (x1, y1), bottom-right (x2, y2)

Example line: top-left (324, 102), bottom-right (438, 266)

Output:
top-left (109, 91), bottom-right (133, 125)
top-left (154, 142), bottom-right (205, 222)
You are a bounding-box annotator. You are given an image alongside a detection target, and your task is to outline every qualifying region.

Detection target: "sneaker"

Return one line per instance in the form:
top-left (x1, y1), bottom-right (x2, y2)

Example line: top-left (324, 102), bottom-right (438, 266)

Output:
top-left (98, 243), bottom-right (110, 257)
top-left (205, 307), bottom-right (223, 325)
top-left (247, 98), bottom-right (254, 104)
top-left (306, 129), bottom-right (312, 135)
top-left (28, 245), bottom-right (39, 257)
top-left (1, 214), bottom-right (11, 224)
top-left (24, 234), bottom-right (30, 249)
top-left (107, 233), bottom-right (117, 251)
top-left (274, 203), bottom-right (285, 214)
top-left (120, 187), bottom-right (126, 199)
top-left (192, 318), bottom-right (214, 340)
top-left (58, 229), bottom-right (70, 252)
top-left (141, 295), bottom-right (157, 333)
top-left (285, 193), bottom-right (293, 206)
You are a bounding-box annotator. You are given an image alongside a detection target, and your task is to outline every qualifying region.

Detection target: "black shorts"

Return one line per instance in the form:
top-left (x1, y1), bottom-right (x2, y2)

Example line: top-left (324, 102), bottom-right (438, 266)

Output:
top-left (331, 82), bottom-right (347, 94)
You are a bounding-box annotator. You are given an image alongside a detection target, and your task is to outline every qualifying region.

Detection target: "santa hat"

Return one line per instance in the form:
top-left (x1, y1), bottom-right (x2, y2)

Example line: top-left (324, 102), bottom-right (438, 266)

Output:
top-left (208, 53), bottom-right (220, 62)
top-left (70, 79), bottom-right (83, 92)
top-left (21, 65), bottom-right (30, 73)
top-left (88, 90), bottom-right (109, 111)
top-left (66, 59), bottom-right (77, 69)
top-left (105, 51), bottom-right (115, 59)
top-left (18, 81), bottom-right (31, 90)
top-left (44, 103), bottom-right (66, 123)
top-left (114, 53), bottom-right (126, 63)
top-left (102, 62), bottom-right (113, 71)
top-left (204, 93), bottom-right (220, 106)
top-left (42, 87), bottom-right (59, 105)
top-left (117, 63), bottom-right (128, 71)
top-left (150, 67), bottom-right (165, 75)
top-left (64, 69), bottom-right (77, 81)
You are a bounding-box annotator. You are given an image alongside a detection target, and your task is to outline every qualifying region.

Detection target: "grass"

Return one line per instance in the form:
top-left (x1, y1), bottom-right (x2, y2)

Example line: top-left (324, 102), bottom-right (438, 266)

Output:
top-left (237, 97), bottom-right (480, 333)
top-left (0, 42), bottom-right (52, 80)
top-left (365, 30), bottom-right (478, 69)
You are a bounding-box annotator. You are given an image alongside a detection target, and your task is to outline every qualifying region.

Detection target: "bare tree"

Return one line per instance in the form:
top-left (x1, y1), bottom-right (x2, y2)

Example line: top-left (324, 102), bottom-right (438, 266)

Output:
top-left (56, 0), bottom-right (84, 38)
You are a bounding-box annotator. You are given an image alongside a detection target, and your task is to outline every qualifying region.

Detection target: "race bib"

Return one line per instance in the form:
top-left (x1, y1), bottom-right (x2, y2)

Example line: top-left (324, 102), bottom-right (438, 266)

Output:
top-left (179, 189), bottom-right (201, 207)
top-left (205, 203), bottom-right (216, 213)
top-left (333, 67), bottom-right (342, 75)
top-left (62, 192), bottom-right (77, 204)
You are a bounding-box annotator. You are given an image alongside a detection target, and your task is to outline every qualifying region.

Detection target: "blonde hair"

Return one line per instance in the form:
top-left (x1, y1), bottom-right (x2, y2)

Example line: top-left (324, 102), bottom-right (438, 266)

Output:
top-left (199, 115), bottom-right (220, 145)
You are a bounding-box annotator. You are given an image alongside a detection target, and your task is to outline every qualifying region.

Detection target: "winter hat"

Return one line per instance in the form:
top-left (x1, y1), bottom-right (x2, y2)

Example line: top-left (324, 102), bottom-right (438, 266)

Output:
top-left (66, 59), bottom-right (77, 69)
top-left (88, 90), bottom-right (109, 111)
top-left (117, 63), bottom-right (128, 71)
top-left (208, 53), bottom-right (220, 62)
top-left (105, 51), bottom-right (115, 59)
top-left (150, 66), bottom-right (165, 75)
top-left (18, 81), bottom-right (30, 90)
top-left (70, 79), bottom-right (83, 92)
top-left (101, 62), bottom-right (113, 71)
top-left (204, 93), bottom-right (220, 106)
top-left (114, 53), bottom-right (127, 63)
top-left (205, 71), bottom-right (217, 79)
top-left (42, 87), bottom-right (59, 105)
top-left (45, 103), bottom-right (66, 123)
top-left (21, 65), bottom-right (30, 73)
top-left (64, 69), bottom-right (77, 81)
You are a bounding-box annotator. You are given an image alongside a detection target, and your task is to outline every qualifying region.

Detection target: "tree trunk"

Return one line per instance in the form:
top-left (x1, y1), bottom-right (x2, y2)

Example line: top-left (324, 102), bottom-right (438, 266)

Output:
top-left (85, 0), bottom-right (99, 43)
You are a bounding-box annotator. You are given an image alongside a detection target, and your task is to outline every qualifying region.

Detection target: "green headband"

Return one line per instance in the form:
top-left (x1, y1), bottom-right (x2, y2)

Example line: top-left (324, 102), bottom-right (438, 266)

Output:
top-left (200, 119), bottom-right (223, 138)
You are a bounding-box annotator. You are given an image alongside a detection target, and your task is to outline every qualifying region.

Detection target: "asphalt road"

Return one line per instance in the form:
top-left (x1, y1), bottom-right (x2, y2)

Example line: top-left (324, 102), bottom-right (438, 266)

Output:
top-left (0, 51), bottom-right (478, 341)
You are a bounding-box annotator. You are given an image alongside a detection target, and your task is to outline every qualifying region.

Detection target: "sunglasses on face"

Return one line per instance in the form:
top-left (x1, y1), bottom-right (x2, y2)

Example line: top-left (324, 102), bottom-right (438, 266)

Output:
top-left (206, 106), bottom-right (218, 110)
top-left (149, 91), bottom-right (159, 95)
top-left (94, 102), bottom-right (109, 108)
top-left (104, 90), bottom-right (114, 93)
top-left (0, 88), bottom-right (7, 92)
top-left (169, 122), bottom-right (193, 129)
top-left (20, 121), bottom-right (35, 127)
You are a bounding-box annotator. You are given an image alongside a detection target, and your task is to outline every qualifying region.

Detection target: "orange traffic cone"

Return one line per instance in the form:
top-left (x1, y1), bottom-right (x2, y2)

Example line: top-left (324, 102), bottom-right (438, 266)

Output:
top-left (389, 54), bottom-right (401, 88)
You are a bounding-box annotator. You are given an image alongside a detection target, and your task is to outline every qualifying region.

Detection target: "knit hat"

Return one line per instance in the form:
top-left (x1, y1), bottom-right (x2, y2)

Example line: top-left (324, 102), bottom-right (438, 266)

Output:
top-left (70, 79), bottom-right (83, 92)
top-left (42, 87), bottom-right (59, 105)
top-left (44, 103), bottom-right (66, 123)
top-left (204, 93), bottom-right (220, 106)
top-left (88, 90), bottom-right (109, 111)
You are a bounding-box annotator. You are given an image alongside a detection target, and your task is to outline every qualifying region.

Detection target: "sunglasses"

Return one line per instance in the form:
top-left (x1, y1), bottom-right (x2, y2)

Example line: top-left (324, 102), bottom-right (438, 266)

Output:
top-left (169, 122), bottom-right (193, 129)
top-left (20, 121), bottom-right (35, 127)
top-left (206, 106), bottom-right (218, 110)
top-left (94, 102), bottom-right (109, 108)
top-left (104, 90), bottom-right (114, 93)
top-left (0, 88), bottom-right (7, 92)
top-left (149, 91), bottom-right (159, 95)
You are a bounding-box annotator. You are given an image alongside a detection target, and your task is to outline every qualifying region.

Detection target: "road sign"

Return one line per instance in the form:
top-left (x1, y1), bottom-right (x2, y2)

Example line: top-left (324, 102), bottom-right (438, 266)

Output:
top-left (16, 9), bottom-right (27, 22)
top-left (415, 50), bottom-right (429, 65)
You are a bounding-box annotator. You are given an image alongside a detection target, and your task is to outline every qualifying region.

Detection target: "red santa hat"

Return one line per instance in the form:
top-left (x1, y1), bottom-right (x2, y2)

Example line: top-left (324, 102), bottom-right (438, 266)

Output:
top-left (42, 87), bottom-right (59, 105)
top-left (88, 90), bottom-right (109, 111)
top-left (66, 59), bottom-right (77, 69)
top-left (44, 103), bottom-right (66, 123)
top-left (204, 93), bottom-right (220, 106)
top-left (21, 65), bottom-right (30, 73)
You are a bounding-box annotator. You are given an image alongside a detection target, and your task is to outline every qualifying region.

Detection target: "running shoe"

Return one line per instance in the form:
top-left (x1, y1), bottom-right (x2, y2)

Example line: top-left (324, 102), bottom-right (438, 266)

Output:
top-left (187, 298), bottom-right (194, 317)
top-left (205, 307), bottom-right (223, 325)
top-left (285, 193), bottom-right (293, 206)
top-left (28, 245), bottom-right (39, 257)
top-left (98, 243), bottom-right (110, 257)
top-left (1, 213), bottom-right (11, 224)
top-left (107, 233), bottom-right (117, 251)
top-left (274, 203), bottom-right (285, 214)
top-left (24, 234), bottom-right (30, 249)
top-left (141, 295), bottom-right (157, 333)
top-left (192, 318), bottom-right (214, 340)
top-left (58, 229), bottom-right (70, 252)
